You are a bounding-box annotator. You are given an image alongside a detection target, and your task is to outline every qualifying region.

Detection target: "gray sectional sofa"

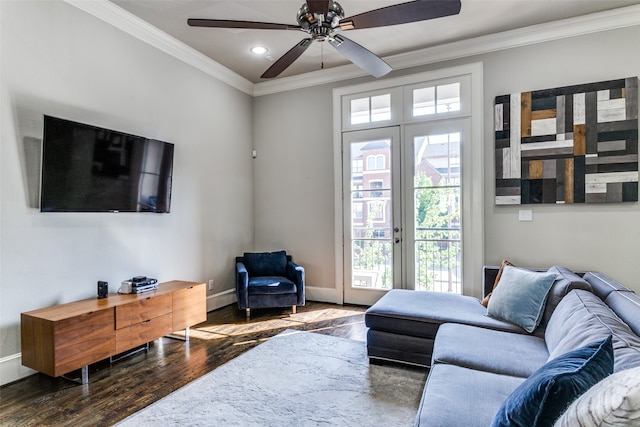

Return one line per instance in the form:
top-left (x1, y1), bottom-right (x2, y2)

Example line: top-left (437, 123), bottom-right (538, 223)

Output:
top-left (365, 266), bottom-right (640, 426)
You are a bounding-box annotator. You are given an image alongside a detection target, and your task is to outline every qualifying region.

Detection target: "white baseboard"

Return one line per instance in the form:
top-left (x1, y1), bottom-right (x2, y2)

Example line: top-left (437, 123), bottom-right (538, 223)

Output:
top-left (0, 353), bottom-right (36, 386)
top-left (206, 286), bottom-right (341, 312)
top-left (206, 289), bottom-right (236, 312)
top-left (305, 286), bottom-right (340, 304)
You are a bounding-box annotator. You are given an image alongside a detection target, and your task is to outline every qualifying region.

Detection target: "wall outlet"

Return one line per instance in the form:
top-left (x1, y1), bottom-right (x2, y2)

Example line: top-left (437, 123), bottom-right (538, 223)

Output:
top-left (208, 279), bottom-right (214, 291)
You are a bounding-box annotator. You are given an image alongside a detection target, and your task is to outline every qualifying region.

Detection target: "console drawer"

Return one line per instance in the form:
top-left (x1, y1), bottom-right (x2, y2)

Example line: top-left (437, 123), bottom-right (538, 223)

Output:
top-left (115, 294), bottom-right (171, 329)
top-left (115, 312), bottom-right (172, 354)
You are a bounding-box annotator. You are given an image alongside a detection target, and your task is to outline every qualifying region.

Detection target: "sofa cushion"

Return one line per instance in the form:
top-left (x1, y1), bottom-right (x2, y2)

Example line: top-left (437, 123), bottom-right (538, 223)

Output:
top-left (538, 266), bottom-right (591, 330)
top-left (432, 323), bottom-right (549, 378)
top-left (365, 290), bottom-right (525, 341)
top-left (604, 291), bottom-right (640, 337)
top-left (545, 290), bottom-right (640, 372)
top-left (487, 266), bottom-right (556, 333)
top-left (491, 336), bottom-right (614, 427)
top-left (553, 365), bottom-right (640, 427)
top-left (243, 251), bottom-right (287, 277)
top-left (416, 364), bottom-right (525, 427)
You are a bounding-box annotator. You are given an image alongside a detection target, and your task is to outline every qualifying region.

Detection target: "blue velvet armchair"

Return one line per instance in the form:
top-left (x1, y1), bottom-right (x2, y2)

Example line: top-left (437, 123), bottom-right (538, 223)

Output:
top-left (236, 251), bottom-right (305, 318)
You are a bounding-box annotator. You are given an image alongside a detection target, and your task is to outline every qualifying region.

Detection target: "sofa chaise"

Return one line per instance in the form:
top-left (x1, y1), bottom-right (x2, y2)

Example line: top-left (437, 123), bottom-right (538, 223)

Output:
top-left (365, 265), bottom-right (640, 426)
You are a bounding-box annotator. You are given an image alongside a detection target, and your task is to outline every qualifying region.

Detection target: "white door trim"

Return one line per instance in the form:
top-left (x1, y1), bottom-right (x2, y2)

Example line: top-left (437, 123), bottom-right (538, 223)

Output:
top-left (333, 62), bottom-right (484, 302)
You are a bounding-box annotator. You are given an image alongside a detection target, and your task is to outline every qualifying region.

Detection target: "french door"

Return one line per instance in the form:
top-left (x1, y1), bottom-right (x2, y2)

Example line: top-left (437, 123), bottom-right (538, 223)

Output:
top-left (335, 64), bottom-right (484, 305)
top-left (343, 127), bottom-right (401, 305)
top-left (343, 119), bottom-right (469, 305)
top-left (404, 119), bottom-right (469, 295)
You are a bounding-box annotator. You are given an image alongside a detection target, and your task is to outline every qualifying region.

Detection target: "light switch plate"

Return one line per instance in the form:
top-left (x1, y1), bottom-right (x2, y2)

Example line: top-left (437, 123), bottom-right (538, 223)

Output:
top-left (519, 209), bottom-right (533, 221)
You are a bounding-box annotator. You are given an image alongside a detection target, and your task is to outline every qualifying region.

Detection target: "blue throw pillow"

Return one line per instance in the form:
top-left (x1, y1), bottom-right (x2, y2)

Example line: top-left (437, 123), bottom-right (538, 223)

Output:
top-left (491, 335), bottom-right (614, 427)
top-left (487, 266), bottom-right (557, 333)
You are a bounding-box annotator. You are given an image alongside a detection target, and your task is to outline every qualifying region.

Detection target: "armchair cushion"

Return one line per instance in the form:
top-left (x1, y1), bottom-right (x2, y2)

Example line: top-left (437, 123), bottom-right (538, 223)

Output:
top-left (244, 251), bottom-right (287, 277)
top-left (249, 277), bottom-right (297, 295)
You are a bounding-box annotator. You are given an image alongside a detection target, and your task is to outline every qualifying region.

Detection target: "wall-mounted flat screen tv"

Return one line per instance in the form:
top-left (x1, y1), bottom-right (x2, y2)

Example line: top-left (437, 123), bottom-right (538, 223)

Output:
top-left (40, 115), bottom-right (174, 213)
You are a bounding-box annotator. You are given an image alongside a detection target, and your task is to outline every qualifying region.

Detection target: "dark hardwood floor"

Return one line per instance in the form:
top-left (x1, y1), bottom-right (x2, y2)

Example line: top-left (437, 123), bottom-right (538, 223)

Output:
top-left (0, 302), bottom-right (368, 427)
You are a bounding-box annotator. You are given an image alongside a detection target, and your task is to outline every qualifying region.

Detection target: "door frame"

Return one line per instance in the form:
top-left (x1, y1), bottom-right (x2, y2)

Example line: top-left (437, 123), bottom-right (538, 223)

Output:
top-left (332, 63), bottom-right (485, 304)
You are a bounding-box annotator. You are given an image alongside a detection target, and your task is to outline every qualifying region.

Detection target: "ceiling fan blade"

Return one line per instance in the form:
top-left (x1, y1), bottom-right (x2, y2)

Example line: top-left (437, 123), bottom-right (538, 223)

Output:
top-left (306, 0), bottom-right (330, 16)
top-left (187, 19), bottom-right (301, 31)
top-left (329, 35), bottom-right (392, 78)
top-left (339, 0), bottom-right (461, 31)
top-left (261, 38), bottom-right (314, 79)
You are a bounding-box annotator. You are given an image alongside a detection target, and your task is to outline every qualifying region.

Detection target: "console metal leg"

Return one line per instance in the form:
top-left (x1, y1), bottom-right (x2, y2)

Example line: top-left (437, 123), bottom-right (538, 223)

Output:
top-left (246, 308), bottom-right (251, 319)
top-left (80, 365), bottom-right (88, 385)
top-left (166, 327), bottom-right (190, 342)
top-left (61, 365), bottom-right (89, 385)
top-left (292, 305), bottom-right (297, 314)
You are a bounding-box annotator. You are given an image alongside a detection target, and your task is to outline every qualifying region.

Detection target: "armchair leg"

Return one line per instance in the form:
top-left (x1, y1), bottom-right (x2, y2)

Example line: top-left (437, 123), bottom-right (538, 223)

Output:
top-left (246, 308), bottom-right (251, 319)
top-left (292, 305), bottom-right (297, 314)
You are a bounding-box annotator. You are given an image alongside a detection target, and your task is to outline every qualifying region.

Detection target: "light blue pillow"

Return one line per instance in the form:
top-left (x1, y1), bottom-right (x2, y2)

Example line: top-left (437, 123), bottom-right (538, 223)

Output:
top-left (487, 266), bottom-right (557, 333)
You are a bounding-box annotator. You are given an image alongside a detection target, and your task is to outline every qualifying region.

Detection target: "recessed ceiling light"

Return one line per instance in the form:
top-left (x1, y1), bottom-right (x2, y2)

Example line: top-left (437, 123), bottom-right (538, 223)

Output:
top-left (250, 46), bottom-right (268, 55)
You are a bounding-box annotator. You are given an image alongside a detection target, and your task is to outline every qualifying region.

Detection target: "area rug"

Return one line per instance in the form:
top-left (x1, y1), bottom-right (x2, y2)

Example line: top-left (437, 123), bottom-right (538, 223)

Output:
top-left (116, 330), bottom-right (427, 426)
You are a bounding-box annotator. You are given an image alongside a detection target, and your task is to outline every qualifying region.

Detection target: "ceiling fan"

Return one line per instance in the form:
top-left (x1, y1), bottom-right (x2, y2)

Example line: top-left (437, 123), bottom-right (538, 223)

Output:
top-left (187, 0), bottom-right (462, 79)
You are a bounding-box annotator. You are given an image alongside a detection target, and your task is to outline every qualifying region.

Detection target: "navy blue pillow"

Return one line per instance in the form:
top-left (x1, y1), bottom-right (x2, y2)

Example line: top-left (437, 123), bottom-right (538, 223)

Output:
top-left (491, 335), bottom-right (614, 427)
top-left (243, 251), bottom-right (287, 277)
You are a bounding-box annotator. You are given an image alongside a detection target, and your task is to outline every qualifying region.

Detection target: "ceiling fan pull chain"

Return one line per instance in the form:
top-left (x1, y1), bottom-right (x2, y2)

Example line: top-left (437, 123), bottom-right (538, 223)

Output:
top-left (321, 42), bottom-right (324, 70)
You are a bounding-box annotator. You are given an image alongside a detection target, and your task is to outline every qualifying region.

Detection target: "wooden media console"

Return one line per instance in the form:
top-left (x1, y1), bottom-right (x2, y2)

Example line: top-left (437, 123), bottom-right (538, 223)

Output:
top-left (21, 280), bottom-right (206, 384)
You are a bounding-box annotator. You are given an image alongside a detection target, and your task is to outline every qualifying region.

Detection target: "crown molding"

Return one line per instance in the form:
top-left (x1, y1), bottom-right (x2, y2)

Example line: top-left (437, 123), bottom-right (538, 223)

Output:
top-left (64, 0), bottom-right (254, 96)
top-left (65, 1), bottom-right (640, 98)
top-left (254, 4), bottom-right (640, 96)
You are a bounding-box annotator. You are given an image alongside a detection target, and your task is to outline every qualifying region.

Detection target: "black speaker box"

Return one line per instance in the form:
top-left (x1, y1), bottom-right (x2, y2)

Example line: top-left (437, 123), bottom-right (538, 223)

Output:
top-left (97, 281), bottom-right (108, 299)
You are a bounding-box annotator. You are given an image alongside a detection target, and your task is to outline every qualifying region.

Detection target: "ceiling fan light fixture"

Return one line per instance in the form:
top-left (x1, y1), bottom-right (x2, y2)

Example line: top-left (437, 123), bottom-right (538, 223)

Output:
top-left (339, 19), bottom-right (354, 31)
top-left (250, 46), bottom-right (268, 55)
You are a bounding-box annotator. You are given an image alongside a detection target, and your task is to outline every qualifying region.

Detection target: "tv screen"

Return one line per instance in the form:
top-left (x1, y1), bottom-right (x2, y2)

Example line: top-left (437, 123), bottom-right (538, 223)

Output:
top-left (40, 115), bottom-right (174, 213)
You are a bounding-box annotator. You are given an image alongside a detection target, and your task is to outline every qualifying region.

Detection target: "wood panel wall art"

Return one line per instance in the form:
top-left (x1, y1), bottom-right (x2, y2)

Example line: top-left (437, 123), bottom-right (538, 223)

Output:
top-left (495, 77), bottom-right (638, 205)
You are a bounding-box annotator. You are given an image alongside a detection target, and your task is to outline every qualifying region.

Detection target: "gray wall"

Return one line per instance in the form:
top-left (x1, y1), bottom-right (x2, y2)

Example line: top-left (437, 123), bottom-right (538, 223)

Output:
top-left (252, 88), bottom-right (337, 295)
top-left (0, 0), bottom-right (254, 366)
top-left (482, 28), bottom-right (639, 284)
top-left (253, 26), bottom-right (640, 294)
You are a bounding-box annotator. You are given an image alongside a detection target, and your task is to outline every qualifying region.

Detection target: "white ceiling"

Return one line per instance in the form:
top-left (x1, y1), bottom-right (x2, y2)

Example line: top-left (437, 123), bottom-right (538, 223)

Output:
top-left (110, 0), bottom-right (640, 83)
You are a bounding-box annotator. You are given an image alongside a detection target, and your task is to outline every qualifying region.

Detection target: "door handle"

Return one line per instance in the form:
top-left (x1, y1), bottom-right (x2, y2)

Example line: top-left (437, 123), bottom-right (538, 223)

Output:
top-left (394, 227), bottom-right (400, 233)
top-left (394, 238), bottom-right (400, 244)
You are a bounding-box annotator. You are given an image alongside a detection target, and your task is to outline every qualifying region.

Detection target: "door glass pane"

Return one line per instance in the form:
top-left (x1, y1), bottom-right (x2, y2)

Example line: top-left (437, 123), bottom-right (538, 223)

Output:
top-left (350, 139), bottom-right (393, 290)
top-left (350, 94), bottom-right (391, 125)
top-left (415, 239), bottom-right (461, 293)
top-left (352, 240), bottom-right (393, 289)
top-left (371, 94), bottom-right (391, 122)
top-left (351, 97), bottom-right (370, 124)
top-left (414, 133), bottom-right (460, 187)
top-left (414, 131), bottom-right (461, 293)
top-left (437, 83), bottom-right (461, 113)
top-left (413, 87), bottom-right (435, 116)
